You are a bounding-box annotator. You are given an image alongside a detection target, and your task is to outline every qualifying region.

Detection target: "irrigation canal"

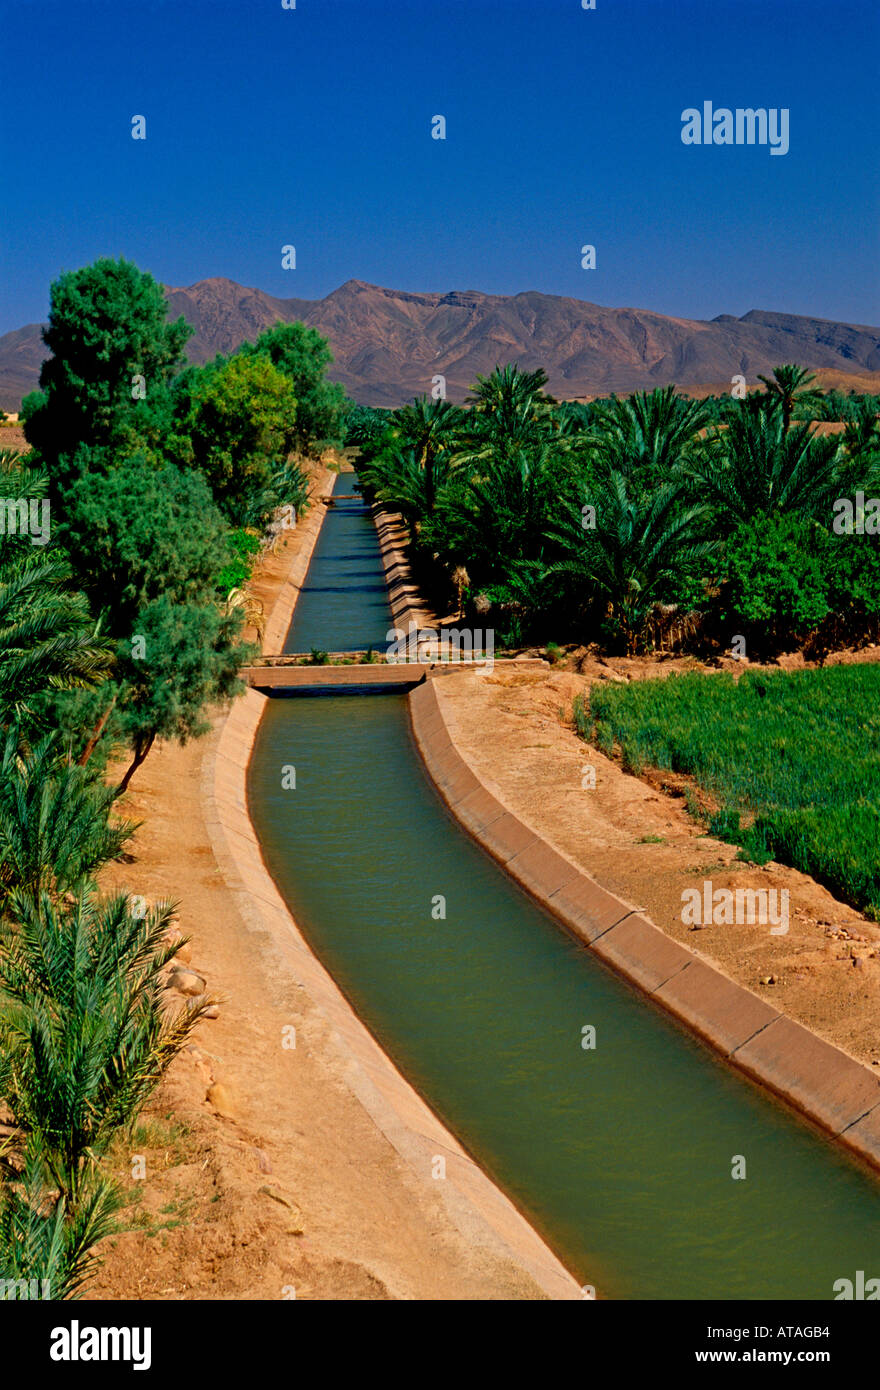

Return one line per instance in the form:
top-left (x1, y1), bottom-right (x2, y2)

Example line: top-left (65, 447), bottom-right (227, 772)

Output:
top-left (247, 473), bottom-right (880, 1299)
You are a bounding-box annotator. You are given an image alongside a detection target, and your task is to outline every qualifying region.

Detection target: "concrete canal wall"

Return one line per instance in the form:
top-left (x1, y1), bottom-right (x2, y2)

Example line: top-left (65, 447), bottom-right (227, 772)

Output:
top-left (407, 678), bottom-right (880, 1173)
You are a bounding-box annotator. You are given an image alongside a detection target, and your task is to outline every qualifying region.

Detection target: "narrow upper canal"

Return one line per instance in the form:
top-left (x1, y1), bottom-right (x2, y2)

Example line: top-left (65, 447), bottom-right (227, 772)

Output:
top-left (282, 472), bottom-right (392, 654)
top-left (248, 473), bottom-right (880, 1299)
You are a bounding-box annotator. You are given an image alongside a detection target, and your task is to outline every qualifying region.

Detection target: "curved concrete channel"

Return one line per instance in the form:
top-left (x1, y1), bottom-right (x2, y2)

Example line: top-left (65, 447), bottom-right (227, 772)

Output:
top-left (233, 473), bottom-right (880, 1299)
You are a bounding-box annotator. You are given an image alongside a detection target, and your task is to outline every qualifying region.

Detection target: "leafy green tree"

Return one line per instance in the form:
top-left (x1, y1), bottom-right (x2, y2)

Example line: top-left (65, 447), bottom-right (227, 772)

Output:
top-left (215, 527), bottom-right (262, 596)
top-left (825, 529), bottom-right (880, 637)
top-left (722, 513), bottom-right (831, 645)
top-left (59, 454), bottom-right (235, 632)
top-left (22, 258), bottom-right (191, 491)
top-left (241, 321), bottom-right (346, 455)
top-left (170, 354), bottom-right (300, 526)
top-left (114, 595), bottom-right (250, 793)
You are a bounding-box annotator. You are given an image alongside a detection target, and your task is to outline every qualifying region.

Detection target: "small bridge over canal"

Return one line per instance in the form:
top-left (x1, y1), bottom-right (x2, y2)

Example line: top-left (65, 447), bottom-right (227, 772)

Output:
top-left (241, 659), bottom-right (432, 691)
top-left (240, 654), bottom-right (544, 691)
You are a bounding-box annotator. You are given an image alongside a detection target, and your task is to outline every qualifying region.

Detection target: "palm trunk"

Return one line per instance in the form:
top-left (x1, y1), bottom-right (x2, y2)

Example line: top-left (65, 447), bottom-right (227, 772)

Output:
top-left (425, 448), bottom-right (435, 514)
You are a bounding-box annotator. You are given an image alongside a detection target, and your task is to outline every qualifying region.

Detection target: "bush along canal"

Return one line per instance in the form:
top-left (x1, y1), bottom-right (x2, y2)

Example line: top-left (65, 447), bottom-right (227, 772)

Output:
top-left (247, 476), bottom-right (880, 1300)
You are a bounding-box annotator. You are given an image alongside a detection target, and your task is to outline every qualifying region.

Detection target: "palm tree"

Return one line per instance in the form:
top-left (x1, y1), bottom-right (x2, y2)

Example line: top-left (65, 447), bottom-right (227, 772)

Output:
top-left (684, 396), bottom-right (846, 525)
top-left (392, 397), bottom-right (463, 513)
top-left (557, 401), bottom-right (593, 436)
top-left (223, 587), bottom-right (266, 644)
top-left (0, 888), bottom-right (211, 1297)
top-left (362, 446), bottom-right (448, 524)
top-left (240, 456), bottom-right (310, 530)
top-left (0, 447), bottom-right (51, 572)
top-left (0, 551), bottom-right (113, 727)
top-left (841, 396), bottom-right (880, 490)
top-left (464, 364), bottom-right (554, 457)
top-left (0, 888), bottom-right (211, 1202)
top-left (358, 399), bottom-right (463, 522)
top-left (587, 386), bottom-right (712, 489)
top-left (550, 474), bottom-right (716, 653)
top-left (468, 362), bottom-right (549, 415)
top-left (0, 1134), bottom-right (119, 1301)
top-left (0, 728), bottom-right (133, 909)
top-left (465, 438), bottom-right (562, 577)
top-left (757, 365), bottom-right (823, 432)
top-left (478, 558), bottom-right (549, 647)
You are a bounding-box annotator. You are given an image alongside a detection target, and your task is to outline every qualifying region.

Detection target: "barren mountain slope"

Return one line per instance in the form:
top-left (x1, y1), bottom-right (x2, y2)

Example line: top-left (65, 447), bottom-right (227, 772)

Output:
top-left (2, 276), bottom-right (878, 410)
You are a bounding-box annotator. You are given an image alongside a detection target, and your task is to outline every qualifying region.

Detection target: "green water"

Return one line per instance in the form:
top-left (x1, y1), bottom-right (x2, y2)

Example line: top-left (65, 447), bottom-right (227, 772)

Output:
top-left (249, 694), bottom-right (880, 1299)
top-left (282, 474), bottom-right (392, 654)
top-left (248, 477), bottom-right (880, 1300)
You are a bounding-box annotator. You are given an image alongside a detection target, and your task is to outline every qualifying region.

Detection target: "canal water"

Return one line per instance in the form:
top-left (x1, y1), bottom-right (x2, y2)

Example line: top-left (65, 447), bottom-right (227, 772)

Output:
top-left (283, 472), bottom-right (392, 654)
top-left (248, 477), bottom-right (880, 1300)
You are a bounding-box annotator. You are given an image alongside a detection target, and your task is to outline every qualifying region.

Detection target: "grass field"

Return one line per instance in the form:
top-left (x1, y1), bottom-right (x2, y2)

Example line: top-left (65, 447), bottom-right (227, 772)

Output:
top-left (575, 664), bottom-right (880, 919)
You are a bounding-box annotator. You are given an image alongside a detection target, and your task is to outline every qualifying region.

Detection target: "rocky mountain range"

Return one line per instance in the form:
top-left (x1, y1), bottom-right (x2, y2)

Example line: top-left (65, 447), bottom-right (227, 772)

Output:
top-left (2, 276), bottom-right (879, 411)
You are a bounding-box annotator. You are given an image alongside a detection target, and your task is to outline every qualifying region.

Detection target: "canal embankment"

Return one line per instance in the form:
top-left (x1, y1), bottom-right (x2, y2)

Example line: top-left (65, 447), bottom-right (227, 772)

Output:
top-left (363, 490), bottom-right (880, 1166)
top-left (91, 461), bottom-right (568, 1301)
top-left (409, 677), bottom-right (880, 1173)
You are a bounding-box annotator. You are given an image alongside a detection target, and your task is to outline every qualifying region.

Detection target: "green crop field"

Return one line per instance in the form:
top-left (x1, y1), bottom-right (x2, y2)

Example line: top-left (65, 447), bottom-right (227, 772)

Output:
top-left (576, 663), bottom-right (880, 919)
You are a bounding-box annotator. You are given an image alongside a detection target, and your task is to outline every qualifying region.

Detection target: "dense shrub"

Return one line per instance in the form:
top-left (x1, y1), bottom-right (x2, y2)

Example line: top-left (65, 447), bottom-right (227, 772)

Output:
top-left (722, 514), bottom-right (831, 642)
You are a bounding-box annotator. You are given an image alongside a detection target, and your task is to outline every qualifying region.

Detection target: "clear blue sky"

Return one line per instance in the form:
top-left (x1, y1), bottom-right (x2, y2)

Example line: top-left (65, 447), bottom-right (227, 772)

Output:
top-left (2, 0), bottom-right (878, 333)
